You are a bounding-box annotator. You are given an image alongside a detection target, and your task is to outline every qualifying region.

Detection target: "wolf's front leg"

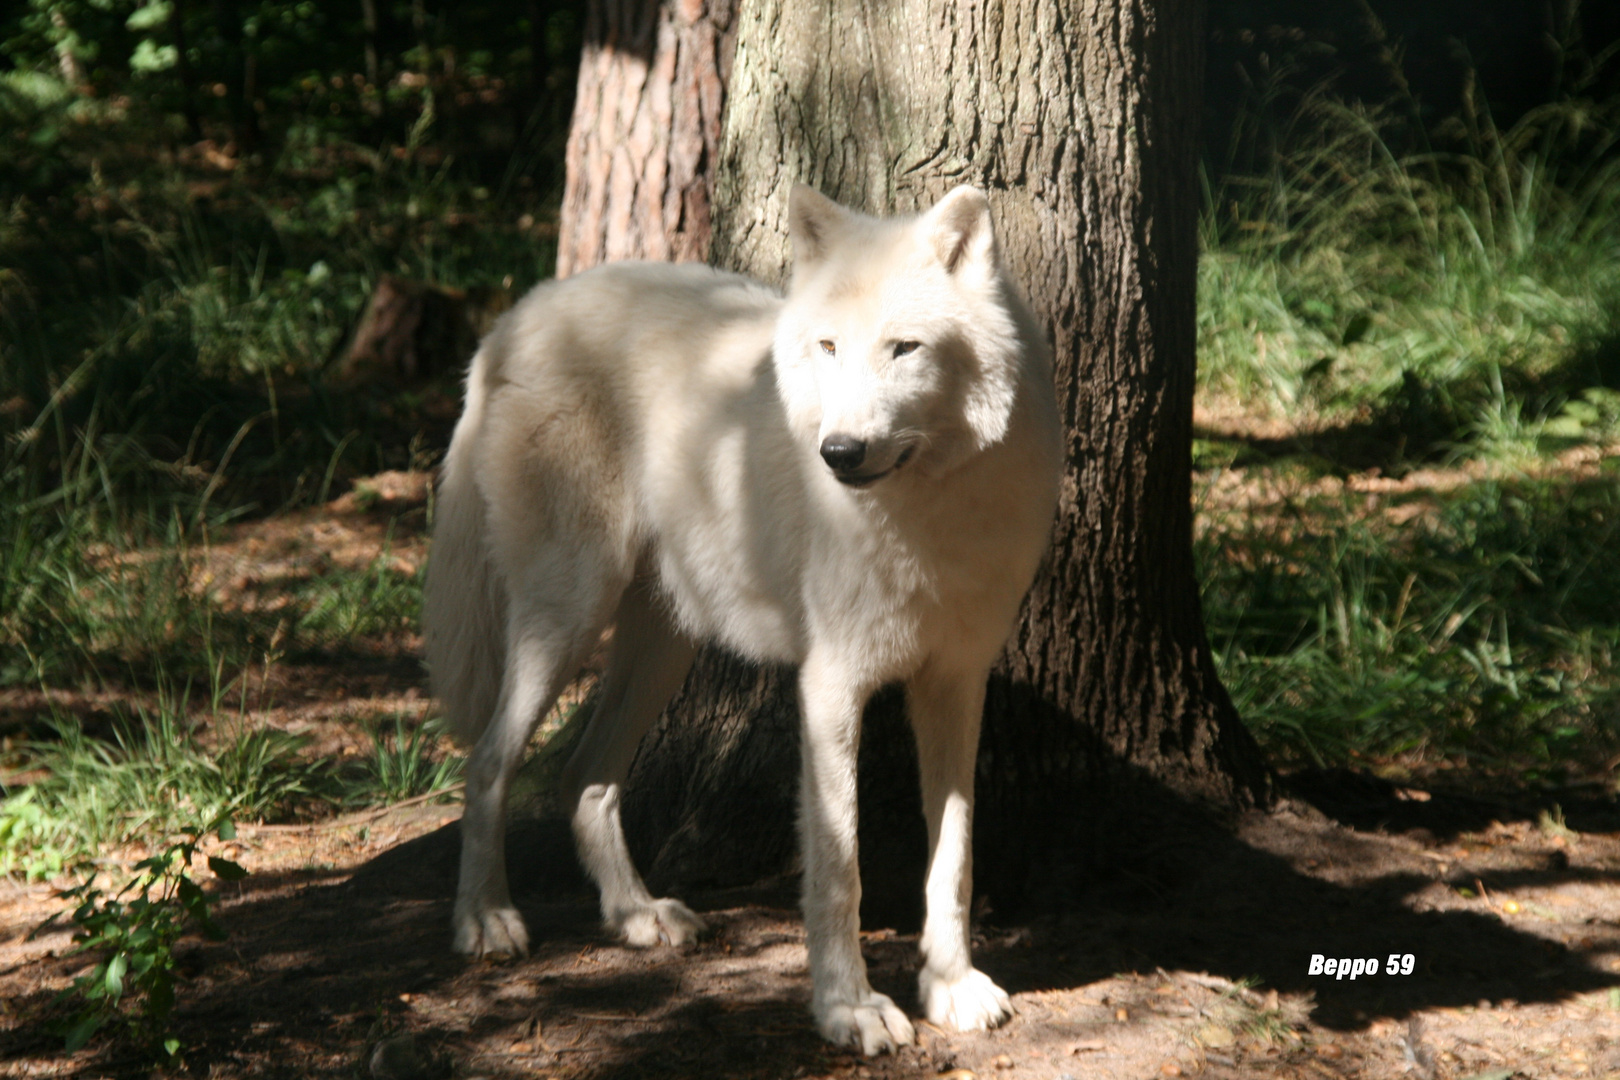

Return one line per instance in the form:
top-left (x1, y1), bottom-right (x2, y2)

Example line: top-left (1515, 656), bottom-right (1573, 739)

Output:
top-left (907, 663), bottom-right (1012, 1032)
top-left (798, 656), bottom-right (915, 1055)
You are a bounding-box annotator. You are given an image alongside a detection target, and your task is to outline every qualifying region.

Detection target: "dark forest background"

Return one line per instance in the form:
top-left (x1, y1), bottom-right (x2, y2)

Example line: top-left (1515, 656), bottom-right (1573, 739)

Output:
top-left (2, 0), bottom-right (1618, 944)
top-left (2, 0), bottom-right (1619, 1063)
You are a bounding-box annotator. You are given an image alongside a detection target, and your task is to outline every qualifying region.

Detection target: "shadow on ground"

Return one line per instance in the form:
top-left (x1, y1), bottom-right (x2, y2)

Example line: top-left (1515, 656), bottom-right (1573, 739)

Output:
top-left (7, 763), bottom-right (1615, 1079)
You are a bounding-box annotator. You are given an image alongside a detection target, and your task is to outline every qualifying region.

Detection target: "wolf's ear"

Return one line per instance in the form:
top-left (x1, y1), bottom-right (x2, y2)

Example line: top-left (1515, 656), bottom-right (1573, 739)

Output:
top-left (923, 185), bottom-right (996, 275)
top-left (788, 185), bottom-right (853, 268)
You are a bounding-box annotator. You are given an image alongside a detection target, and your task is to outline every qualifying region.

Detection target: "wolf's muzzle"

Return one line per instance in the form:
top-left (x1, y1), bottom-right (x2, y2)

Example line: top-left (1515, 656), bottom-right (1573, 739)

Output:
top-left (822, 439), bottom-right (916, 487)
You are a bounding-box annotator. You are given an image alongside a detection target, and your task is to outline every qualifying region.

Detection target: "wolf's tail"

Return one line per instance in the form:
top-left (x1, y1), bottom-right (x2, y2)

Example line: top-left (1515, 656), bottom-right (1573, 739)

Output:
top-left (423, 347), bottom-right (507, 747)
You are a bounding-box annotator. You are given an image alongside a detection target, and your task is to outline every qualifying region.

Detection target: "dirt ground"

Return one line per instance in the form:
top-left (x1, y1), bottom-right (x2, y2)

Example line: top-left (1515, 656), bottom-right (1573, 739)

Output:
top-left (2, 468), bottom-right (1619, 1080)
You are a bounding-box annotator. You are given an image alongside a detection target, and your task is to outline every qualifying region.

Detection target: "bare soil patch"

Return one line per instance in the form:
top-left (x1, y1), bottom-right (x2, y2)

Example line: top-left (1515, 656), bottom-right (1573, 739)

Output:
top-left (4, 788), bottom-right (1618, 1080)
top-left (2, 473), bottom-right (1618, 1079)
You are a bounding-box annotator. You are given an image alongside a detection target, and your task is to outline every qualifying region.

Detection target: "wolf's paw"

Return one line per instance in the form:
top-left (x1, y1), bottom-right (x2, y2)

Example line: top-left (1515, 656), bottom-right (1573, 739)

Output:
top-left (452, 902), bottom-right (530, 958)
top-left (919, 967), bottom-right (1013, 1032)
top-left (613, 898), bottom-right (706, 947)
top-left (816, 989), bottom-right (916, 1056)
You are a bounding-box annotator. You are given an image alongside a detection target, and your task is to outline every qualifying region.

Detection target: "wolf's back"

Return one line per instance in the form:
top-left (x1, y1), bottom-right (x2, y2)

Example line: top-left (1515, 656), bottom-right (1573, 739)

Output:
top-left (422, 346), bottom-right (507, 747)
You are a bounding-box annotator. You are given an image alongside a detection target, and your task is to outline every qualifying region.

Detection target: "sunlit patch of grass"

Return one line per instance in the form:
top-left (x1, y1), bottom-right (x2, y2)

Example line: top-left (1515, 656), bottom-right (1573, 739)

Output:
top-left (1198, 95), bottom-right (1620, 466)
top-left (0, 693), bottom-right (325, 880)
top-left (1, 511), bottom-right (240, 688)
top-left (1196, 75), bottom-right (1620, 780)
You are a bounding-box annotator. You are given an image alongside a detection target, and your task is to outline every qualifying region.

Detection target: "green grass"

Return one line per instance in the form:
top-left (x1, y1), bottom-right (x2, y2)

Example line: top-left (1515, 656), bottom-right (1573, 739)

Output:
top-left (1, 515), bottom-right (427, 687)
top-left (0, 692), bottom-right (323, 879)
top-left (1198, 96), bottom-right (1620, 465)
top-left (1198, 451), bottom-right (1620, 779)
top-left (341, 713), bottom-right (463, 808)
top-left (1193, 75), bottom-right (1620, 778)
top-left (293, 545), bottom-right (424, 648)
top-left (0, 544), bottom-right (446, 879)
top-left (0, 697), bottom-right (463, 881)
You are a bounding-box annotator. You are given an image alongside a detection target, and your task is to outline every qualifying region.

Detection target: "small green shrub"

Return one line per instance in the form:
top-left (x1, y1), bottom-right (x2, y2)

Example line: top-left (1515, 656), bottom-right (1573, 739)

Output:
top-left (54, 815), bottom-right (245, 1061)
top-left (293, 548), bottom-right (423, 647)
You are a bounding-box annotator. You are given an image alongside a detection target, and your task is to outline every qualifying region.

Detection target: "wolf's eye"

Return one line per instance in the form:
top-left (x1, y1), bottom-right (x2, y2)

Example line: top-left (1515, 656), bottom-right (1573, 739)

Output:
top-left (818, 339), bottom-right (836, 355)
top-left (892, 340), bottom-right (921, 358)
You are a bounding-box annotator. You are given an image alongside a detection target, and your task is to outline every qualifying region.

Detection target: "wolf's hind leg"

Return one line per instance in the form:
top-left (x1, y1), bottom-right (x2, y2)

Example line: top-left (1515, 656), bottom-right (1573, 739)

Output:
top-left (454, 562), bottom-right (624, 958)
top-left (562, 578), bottom-right (703, 947)
top-left (908, 661), bottom-right (1013, 1032)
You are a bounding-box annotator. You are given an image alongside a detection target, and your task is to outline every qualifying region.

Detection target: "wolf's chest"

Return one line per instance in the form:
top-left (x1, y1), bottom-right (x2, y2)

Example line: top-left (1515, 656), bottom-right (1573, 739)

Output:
top-left (647, 477), bottom-right (940, 671)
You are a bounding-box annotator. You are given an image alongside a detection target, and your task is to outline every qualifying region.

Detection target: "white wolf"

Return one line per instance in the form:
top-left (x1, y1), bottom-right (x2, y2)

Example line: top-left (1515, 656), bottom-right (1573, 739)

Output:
top-left (423, 185), bottom-right (1062, 1055)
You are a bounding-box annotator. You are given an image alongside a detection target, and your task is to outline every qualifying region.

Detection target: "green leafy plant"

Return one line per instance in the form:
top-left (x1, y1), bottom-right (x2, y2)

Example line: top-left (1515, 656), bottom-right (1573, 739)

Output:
top-left (0, 786), bottom-right (70, 881)
top-left (53, 814), bottom-right (245, 1060)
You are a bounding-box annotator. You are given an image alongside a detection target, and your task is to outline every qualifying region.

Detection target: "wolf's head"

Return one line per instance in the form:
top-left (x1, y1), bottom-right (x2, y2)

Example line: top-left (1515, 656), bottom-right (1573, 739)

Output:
top-left (772, 185), bottom-right (1037, 488)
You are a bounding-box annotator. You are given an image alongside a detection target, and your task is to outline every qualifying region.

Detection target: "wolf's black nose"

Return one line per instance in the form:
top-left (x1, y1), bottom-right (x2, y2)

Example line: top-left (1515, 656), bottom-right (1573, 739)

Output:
top-left (819, 435), bottom-right (867, 472)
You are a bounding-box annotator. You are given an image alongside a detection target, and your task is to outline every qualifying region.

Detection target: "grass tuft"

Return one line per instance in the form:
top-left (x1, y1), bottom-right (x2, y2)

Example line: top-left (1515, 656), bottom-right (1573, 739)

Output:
top-left (342, 714), bottom-right (463, 808)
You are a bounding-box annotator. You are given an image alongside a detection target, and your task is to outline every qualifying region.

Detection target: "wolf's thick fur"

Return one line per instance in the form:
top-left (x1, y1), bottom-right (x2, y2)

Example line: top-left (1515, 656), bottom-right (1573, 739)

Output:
top-left (423, 185), bottom-right (1062, 1054)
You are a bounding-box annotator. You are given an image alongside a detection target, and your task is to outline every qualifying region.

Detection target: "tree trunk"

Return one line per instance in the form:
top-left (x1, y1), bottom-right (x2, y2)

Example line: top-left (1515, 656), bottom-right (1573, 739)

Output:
top-left (553, 0), bottom-right (739, 277)
top-left (619, 0), bottom-right (1271, 923)
top-left (336, 276), bottom-right (513, 389)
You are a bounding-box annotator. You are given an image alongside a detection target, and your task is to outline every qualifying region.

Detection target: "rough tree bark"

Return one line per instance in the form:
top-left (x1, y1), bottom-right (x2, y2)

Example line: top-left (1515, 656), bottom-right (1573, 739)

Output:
top-left (616, 0), bottom-right (1272, 921)
top-left (554, 0), bottom-right (739, 277)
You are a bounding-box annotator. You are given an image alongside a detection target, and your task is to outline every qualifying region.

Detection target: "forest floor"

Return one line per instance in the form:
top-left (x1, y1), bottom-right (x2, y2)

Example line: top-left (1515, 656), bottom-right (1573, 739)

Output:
top-left (2, 453), bottom-right (1620, 1080)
